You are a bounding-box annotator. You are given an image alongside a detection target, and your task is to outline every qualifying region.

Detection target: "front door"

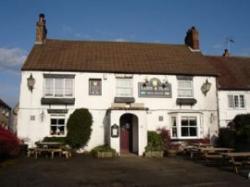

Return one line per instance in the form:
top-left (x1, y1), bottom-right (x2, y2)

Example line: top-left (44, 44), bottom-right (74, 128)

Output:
top-left (120, 122), bottom-right (131, 153)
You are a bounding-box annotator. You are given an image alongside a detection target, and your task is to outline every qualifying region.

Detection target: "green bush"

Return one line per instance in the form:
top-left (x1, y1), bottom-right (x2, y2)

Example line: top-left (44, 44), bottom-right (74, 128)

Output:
top-left (217, 128), bottom-right (236, 148)
top-left (90, 145), bottom-right (116, 156)
top-left (66, 108), bottom-right (93, 149)
top-left (145, 131), bottom-right (163, 151)
top-left (43, 137), bottom-right (66, 143)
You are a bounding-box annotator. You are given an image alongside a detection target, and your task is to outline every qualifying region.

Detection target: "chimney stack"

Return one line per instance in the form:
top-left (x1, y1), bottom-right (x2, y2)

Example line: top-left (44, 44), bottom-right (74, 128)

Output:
top-left (35, 13), bottom-right (47, 44)
top-left (185, 26), bottom-right (199, 50)
top-left (222, 49), bottom-right (230, 57)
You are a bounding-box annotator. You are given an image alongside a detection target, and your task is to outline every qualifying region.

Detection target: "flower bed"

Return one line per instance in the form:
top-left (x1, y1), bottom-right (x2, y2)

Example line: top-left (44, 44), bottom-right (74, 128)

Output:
top-left (91, 145), bottom-right (117, 158)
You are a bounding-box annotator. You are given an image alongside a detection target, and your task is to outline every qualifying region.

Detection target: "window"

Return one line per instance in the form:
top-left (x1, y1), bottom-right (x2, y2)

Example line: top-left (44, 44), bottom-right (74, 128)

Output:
top-left (177, 76), bottom-right (193, 97)
top-left (50, 118), bottom-right (65, 135)
top-left (116, 78), bottom-right (133, 97)
top-left (170, 114), bottom-right (199, 139)
top-left (228, 94), bottom-right (245, 109)
top-left (89, 79), bottom-right (102, 95)
top-left (181, 117), bottom-right (197, 137)
top-left (44, 78), bottom-right (74, 97)
top-left (171, 117), bottom-right (177, 138)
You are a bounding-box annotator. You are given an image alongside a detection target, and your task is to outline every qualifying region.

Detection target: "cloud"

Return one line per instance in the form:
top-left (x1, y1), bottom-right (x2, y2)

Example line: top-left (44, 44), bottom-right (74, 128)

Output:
top-left (0, 47), bottom-right (27, 71)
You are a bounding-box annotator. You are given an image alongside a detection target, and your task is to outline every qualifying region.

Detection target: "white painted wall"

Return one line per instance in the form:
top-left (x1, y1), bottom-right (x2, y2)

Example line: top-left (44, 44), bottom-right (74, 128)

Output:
top-left (17, 71), bottom-right (218, 153)
top-left (218, 90), bottom-right (250, 127)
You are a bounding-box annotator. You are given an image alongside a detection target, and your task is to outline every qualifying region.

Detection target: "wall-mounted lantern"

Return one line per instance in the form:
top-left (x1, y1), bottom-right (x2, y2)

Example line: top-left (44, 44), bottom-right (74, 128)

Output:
top-left (201, 79), bottom-right (211, 96)
top-left (111, 124), bottom-right (119, 138)
top-left (27, 74), bottom-right (35, 92)
top-left (40, 110), bottom-right (45, 122)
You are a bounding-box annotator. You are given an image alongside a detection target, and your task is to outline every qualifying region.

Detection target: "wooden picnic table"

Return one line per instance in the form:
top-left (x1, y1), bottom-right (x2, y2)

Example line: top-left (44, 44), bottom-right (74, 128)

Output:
top-left (200, 147), bottom-right (234, 153)
top-left (34, 141), bottom-right (64, 159)
top-left (221, 152), bottom-right (250, 174)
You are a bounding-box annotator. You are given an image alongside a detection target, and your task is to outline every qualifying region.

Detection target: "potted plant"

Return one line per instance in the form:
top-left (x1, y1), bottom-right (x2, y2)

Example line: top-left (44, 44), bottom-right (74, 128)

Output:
top-left (91, 145), bottom-right (117, 158)
top-left (144, 131), bottom-right (164, 158)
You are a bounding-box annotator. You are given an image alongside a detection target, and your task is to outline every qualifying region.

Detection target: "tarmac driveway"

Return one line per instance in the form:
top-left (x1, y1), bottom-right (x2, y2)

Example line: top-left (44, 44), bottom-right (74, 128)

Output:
top-left (0, 155), bottom-right (249, 187)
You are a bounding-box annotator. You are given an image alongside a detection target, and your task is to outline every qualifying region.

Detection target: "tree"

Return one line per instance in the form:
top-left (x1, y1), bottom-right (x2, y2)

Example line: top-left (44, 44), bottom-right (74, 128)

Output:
top-left (66, 108), bottom-right (93, 149)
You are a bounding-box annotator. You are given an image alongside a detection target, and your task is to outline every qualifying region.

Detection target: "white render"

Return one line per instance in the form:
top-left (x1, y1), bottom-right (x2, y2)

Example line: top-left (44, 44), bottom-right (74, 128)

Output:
top-left (17, 71), bottom-right (219, 155)
top-left (218, 90), bottom-right (250, 127)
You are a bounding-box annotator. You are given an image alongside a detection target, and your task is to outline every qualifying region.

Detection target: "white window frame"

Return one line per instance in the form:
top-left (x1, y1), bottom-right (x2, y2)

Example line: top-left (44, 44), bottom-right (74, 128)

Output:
top-left (228, 94), bottom-right (245, 109)
top-left (170, 113), bottom-right (200, 139)
top-left (116, 77), bottom-right (133, 97)
top-left (50, 115), bottom-right (66, 136)
top-left (177, 77), bottom-right (193, 98)
top-left (44, 78), bottom-right (74, 98)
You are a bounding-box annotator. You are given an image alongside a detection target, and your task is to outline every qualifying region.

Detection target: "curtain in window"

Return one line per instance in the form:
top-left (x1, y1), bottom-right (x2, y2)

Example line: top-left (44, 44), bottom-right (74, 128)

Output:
top-left (55, 79), bottom-right (64, 97)
top-left (65, 79), bottom-right (73, 96)
top-left (116, 78), bottom-right (133, 97)
top-left (45, 78), bottom-right (53, 96)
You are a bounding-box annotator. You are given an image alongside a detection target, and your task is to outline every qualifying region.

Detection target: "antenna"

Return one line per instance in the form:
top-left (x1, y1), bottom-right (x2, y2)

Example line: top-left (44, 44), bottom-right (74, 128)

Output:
top-left (225, 37), bottom-right (235, 52)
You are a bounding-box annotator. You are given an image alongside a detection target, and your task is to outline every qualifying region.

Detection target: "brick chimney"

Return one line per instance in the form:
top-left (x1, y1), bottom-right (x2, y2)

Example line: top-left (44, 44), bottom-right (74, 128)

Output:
top-left (222, 49), bottom-right (230, 57)
top-left (35, 13), bottom-right (47, 44)
top-left (185, 26), bottom-right (199, 50)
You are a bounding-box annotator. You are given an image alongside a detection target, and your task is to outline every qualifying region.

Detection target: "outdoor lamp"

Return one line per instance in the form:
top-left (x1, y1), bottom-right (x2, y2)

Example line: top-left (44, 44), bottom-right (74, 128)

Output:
top-left (201, 79), bottom-right (212, 96)
top-left (27, 74), bottom-right (35, 92)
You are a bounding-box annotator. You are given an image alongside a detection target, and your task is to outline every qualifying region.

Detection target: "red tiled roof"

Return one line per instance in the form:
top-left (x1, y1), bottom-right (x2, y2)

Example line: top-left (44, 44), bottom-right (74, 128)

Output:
top-left (207, 56), bottom-right (250, 90)
top-left (22, 39), bottom-right (217, 76)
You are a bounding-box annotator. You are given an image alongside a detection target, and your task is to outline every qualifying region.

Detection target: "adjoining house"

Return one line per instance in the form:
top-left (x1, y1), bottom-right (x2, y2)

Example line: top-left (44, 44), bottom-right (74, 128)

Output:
top-left (0, 98), bottom-right (11, 130)
top-left (17, 14), bottom-right (219, 155)
top-left (208, 51), bottom-right (250, 127)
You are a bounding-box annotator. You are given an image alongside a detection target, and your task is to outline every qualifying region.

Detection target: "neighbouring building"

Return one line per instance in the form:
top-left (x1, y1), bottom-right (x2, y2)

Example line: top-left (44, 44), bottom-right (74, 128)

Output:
top-left (208, 52), bottom-right (250, 127)
top-left (0, 98), bottom-right (11, 130)
top-left (18, 14), bottom-right (219, 155)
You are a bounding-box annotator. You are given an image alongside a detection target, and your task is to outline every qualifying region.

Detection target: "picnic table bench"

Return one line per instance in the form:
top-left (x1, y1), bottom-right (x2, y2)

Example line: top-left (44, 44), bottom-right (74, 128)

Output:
top-left (28, 141), bottom-right (71, 159)
top-left (221, 152), bottom-right (250, 174)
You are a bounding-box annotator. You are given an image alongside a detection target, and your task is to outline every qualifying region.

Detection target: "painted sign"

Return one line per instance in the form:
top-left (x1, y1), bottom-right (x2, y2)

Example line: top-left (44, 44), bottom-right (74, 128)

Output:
top-left (138, 78), bottom-right (172, 98)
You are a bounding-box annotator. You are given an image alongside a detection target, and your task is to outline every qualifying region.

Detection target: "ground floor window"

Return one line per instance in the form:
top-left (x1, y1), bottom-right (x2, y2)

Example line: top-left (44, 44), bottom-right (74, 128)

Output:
top-left (181, 117), bottom-right (197, 137)
top-left (170, 114), bottom-right (200, 139)
top-left (50, 117), bottom-right (65, 135)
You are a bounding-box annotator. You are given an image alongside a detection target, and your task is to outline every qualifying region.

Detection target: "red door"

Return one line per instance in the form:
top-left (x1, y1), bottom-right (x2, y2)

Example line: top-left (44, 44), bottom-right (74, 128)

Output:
top-left (120, 123), bottom-right (130, 153)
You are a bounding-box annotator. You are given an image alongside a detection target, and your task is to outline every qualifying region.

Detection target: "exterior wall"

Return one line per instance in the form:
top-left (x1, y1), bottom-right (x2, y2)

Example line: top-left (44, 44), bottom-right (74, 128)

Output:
top-left (18, 71), bottom-right (218, 152)
top-left (218, 90), bottom-right (250, 127)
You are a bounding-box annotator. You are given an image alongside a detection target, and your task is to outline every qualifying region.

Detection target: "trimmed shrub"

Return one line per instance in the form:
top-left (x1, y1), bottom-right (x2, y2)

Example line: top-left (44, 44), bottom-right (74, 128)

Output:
top-left (0, 126), bottom-right (21, 159)
top-left (43, 137), bottom-right (66, 144)
top-left (217, 128), bottom-right (236, 148)
top-left (90, 145), bottom-right (116, 156)
top-left (66, 108), bottom-right (93, 149)
top-left (145, 131), bottom-right (163, 151)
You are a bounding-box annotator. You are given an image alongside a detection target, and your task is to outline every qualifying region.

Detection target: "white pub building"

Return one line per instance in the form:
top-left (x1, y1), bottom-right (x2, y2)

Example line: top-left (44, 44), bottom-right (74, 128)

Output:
top-left (18, 14), bottom-right (219, 155)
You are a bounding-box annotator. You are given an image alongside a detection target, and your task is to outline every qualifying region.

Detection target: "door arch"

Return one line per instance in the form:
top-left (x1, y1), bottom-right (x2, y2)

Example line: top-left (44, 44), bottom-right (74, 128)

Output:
top-left (120, 113), bottom-right (138, 154)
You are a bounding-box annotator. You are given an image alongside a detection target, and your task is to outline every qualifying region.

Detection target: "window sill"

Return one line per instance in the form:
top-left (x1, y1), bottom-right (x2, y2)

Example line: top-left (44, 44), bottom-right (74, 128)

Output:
top-left (41, 97), bottom-right (75, 105)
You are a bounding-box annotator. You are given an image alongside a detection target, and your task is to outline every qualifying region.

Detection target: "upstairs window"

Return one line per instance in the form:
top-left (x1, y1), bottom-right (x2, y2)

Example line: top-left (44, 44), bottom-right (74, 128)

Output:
top-left (44, 75), bottom-right (74, 98)
top-left (89, 79), bottom-right (102, 95)
top-left (116, 78), bottom-right (133, 97)
top-left (228, 94), bottom-right (245, 109)
top-left (177, 76), bottom-right (193, 97)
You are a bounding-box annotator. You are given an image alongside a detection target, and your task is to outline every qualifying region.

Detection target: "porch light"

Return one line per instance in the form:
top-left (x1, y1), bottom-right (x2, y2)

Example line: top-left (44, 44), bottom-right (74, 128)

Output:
top-left (143, 78), bottom-right (149, 87)
top-left (201, 79), bottom-right (211, 96)
top-left (27, 74), bottom-right (35, 92)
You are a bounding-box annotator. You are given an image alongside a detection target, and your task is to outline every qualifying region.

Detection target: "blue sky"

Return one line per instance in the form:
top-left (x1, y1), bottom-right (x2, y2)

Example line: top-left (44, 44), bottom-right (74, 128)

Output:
top-left (1, 0), bottom-right (250, 107)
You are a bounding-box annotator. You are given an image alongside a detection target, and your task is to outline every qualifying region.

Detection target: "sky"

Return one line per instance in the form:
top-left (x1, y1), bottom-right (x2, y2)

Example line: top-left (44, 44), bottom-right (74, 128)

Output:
top-left (0, 0), bottom-right (250, 107)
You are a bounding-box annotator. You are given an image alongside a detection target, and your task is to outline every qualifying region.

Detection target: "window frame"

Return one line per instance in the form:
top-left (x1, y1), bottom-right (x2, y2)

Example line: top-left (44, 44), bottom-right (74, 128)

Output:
top-left (50, 116), bottom-right (66, 136)
top-left (116, 77), bottom-right (133, 97)
top-left (170, 114), bottom-right (200, 139)
top-left (44, 77), bottom-right (74, 98)
top-left (89, 79), bottom-right (102, 96)
top-left (177, 76), bottom-right (193, 98)
top-left (228, 94), bottom-right (245, 109)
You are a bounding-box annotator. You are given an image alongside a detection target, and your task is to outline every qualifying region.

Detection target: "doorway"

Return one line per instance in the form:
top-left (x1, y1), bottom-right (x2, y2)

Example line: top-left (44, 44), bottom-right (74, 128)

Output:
top-left (120, 113), bottom-right (138, 154)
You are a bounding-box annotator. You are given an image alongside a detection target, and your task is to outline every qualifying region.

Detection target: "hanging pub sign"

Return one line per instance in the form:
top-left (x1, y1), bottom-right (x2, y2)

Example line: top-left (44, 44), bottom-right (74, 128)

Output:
top-left (111, 124), bottom-right (119, 138)
top-left (138, 78), bottom-right (172, 98)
